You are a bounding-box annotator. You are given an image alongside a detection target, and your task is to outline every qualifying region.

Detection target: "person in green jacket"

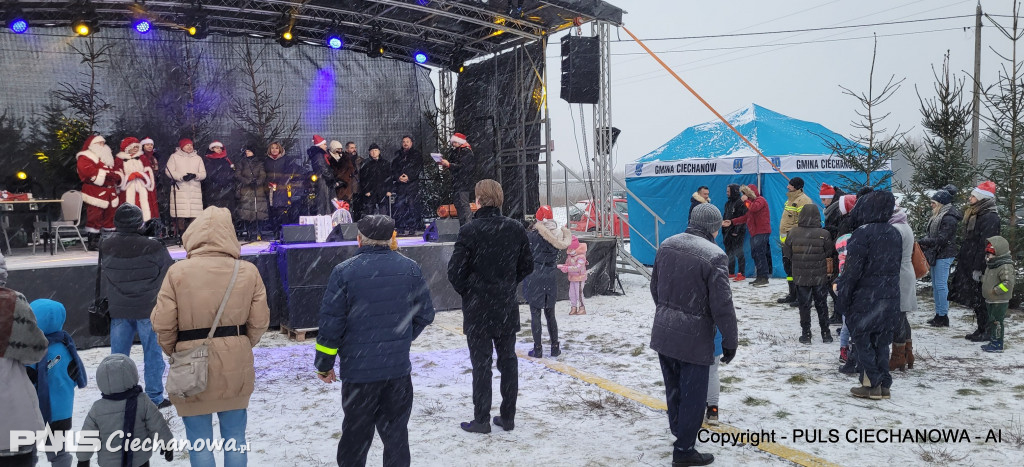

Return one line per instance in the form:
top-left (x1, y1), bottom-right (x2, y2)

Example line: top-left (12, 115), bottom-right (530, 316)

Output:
top-left (980, 235), bottom-right (1015, 352)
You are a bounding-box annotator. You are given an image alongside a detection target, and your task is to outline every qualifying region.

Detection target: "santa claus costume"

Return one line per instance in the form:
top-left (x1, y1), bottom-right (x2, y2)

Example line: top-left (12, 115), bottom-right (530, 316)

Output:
top-left (114, 137), bottom-right (157, 223)
top-left (77, 135), bottom-right (121, 249)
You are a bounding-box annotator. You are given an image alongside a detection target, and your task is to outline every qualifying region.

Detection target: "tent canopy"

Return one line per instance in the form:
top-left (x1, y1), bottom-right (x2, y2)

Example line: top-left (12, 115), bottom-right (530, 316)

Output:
top-left (625, 104), bottom-right (890, 271)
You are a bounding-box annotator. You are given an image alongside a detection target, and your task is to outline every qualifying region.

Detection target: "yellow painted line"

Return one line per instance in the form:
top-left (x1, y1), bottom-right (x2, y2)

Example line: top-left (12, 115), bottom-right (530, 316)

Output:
top-left (432, 321), bottom-right (839, 467)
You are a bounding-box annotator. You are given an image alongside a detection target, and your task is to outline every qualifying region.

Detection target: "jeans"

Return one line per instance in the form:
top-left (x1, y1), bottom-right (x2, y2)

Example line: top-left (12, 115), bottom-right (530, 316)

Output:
top-left (110, 318), bottom-right (166, 404)
top-left (466, 332), bottom-right (518, 425)
top-left (338, 376), bottom-right (413, 467)
top-left (181, 409), bottom-right (248, 467)
top-left (853, 330), bottom-right (893, 389)
top-left (840, 317), bottom-right (850, 348)
top-left (932, 257), bottom-right (953, 317)
top-left (750, 234), bottom-right (769, 279)
top-left (393, 190), bottom-right (421, 232)
top-left (659, 354), bottom-right (710, 457)
top-left (705, 358), bottom-right (720, 407)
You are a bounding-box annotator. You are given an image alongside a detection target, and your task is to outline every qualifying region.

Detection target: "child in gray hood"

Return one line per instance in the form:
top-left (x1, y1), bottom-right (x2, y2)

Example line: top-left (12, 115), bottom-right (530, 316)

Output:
top-left (77, 354), bottom-right (174, 467)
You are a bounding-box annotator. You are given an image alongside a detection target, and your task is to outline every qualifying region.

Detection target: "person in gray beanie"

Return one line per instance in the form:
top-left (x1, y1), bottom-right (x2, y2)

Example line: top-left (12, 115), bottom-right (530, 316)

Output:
top-left (650, 202), bottom-right (738, 466)
top-left (918, 186), bottom-right (963, 327)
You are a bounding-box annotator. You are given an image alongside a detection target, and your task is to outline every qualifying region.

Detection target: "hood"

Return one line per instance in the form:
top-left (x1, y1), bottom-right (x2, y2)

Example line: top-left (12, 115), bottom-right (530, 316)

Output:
top-left (535, 220), bottom-right (571, 249)
top-left (691, 192), bottom-right (708, 204)
top-left (29, 299), bottom-right (65, 335)
top-left (571, 242), bottom-right (588, 256)
top-left (797, 203), bottom-right (822, 228)
top-left (850, 190), bottom-right (896, 227)
top-left (727, 184), bottom-right (741, 201)
top-left (96, 354), bottom-right (139, 395)
top-left (740, 184), bottom-right (759, 199)
top-left (183, 207), bottom-right (241, 259)
top-left (987, 236), bottom-right (1011, 257)
top-left (888, 208), bottom-right (908, 225)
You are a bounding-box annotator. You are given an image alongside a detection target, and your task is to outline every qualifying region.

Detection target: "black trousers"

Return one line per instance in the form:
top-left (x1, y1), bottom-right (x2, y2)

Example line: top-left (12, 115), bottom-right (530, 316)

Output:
top-left (338, 375), bottom-right (414, 467)
top-left (724, 235), bottom-right (746, 275)
top-left (269, 207), bottom-right (288, 239)
top-left (893, 312), bottom-right (912, 343)
top-left (394, 190), bottom-right (421, 232)
top-left (466, 332), bottom-right (518, 425)
top-left (796, 285), bottom-right (829, 333)
top-left (658, 354), bottom-right (709, 457)
top-left (454, 191), bottom-right (473, 225)
top-left (530, 306), bottom-right (558, 347)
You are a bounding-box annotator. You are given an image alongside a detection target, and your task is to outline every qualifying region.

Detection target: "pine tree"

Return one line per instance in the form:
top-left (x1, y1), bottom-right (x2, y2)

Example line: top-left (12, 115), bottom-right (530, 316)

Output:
top-left (28, 99), bottom-right (90, 195)
top-left (54, 36), bottom-right (114, 133)
top-left (228, 39), bottom-right (300, 154)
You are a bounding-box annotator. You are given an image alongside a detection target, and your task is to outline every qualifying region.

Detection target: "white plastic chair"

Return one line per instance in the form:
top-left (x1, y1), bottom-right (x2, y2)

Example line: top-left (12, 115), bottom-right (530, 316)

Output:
top-left (34, 191), bottom-right (88, 253)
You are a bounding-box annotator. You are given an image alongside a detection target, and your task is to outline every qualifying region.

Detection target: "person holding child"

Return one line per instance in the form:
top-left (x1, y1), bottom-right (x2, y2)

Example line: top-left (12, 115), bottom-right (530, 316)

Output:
top-left (558, 236), bottom-right (589, 315)
top-left (522, 205), bottom-right (571, 358)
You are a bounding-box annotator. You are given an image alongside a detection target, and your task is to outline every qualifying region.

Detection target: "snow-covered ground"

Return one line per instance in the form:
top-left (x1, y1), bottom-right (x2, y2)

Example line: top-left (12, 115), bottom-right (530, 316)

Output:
top-left (67, 274), bottom-right (1023, 466)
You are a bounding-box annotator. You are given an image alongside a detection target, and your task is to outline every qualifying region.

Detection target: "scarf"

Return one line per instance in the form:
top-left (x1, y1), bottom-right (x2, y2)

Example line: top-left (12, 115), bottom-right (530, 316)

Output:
top-left (965, 198), bottom-right (997, 235)
top-left (102, 385), bottom-right (143, 467)
top-left (926, 203), bottom-right (953, 239)
top-left (206, 151), bottom-right (233, 167)
top-left (35, 331), bottom-right (88, 423)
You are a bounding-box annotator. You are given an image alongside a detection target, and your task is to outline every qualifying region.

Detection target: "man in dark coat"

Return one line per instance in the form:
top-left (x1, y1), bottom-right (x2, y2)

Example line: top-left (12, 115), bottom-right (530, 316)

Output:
top-left (722, 184), bottom-right (748, 280)
top-left (951, 181), bottom-right (1002, 341)
top-left (783, 203), bottom-right (835, 344)
top-left (650, 203), bottom-right (738, 466)
top-left (439, 133), bottom-right (478, 225)
top-left (447, 180), bottom-right (533, 434)
top-left (835, 190), bottom-right (901, 400)
top-left (100, 203), bottom-right (174, 408)
top-left (689, 186), bottom-right (710, 216)
top-left (358, 144), bottom-right (393, 218)
top-left (307, 135), bottom-right (334, 215)
top-left (391, 136), bottom-right (424, 235)
top-left (315, 214), bottom-right (436, 467)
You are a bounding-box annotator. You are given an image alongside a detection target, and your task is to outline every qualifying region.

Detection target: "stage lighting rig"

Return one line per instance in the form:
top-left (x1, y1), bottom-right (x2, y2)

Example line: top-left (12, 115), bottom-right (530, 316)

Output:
top-left (276, 13), bottom-right (295, 48)
top-left (448, 47), bottom-right (467, 73)
top-left (413, 51), bottom-right (428, 64)
top-left (366, 28), bottom-right (384, 58)
top-left (5, 4), bottom-right (28, 34)
top-left (325, 23), bottom-right (343, 50)
top-left (70, 1), bottom-right (99, 36)
top-left (129, 1), bottom-right (152, 34)
top-left (183, 5), bottom-right (208, 39)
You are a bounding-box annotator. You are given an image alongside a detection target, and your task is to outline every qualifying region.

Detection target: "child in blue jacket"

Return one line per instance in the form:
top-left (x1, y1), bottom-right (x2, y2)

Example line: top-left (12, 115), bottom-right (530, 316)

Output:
top-left (26, 299), bottom-right (87, 467)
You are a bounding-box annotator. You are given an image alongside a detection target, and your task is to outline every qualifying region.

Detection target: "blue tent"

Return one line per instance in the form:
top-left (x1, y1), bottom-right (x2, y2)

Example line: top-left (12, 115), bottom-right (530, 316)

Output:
top-left (625, 104), bottom-right (891, 273)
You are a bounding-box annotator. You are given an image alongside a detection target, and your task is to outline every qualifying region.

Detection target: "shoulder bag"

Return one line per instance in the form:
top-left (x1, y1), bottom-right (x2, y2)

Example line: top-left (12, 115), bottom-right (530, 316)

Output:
top-left (912, 241), bottom-right (930, 279)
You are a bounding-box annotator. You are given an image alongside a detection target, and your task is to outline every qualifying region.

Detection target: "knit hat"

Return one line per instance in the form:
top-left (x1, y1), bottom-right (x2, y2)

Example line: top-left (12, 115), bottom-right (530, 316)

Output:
top-left (368, 143), bottom-right (381, 152)
top-left (689, 202), bottom-right (723, 234)
top-left (209, 141), bottom-right (224, 150)
top-left (931, 188), bottom-right (953, 205)
top-left (450, 132), bottom-right (468, 145)
top-left (140, 137), bottom-right (154, 147)
top-left (313, 135), bottom-right (327, 146)
top-left (820, 183), bottom-right (835, 199)
top-left (986, 242), bottom-right (996, 256)
top-left (119, 137), bottom-right (140, 153)
top-left (178, 138), bottom-right (193, 149)
top-left (329, 140), bottom-right (344, 153)
top-left (357, 214), bottom-right (395, 241)
top-left (568, 236), bottom-right (580, 252)
top-left (82, 135), bottom-right (105, 151)
top-left (971, 180), bottom-right (996, 200)
top-left (535, 205), bottom-right (553, 221)
top-left (114, 203), bottom-right (144, 232)
top-left (838, 194), bottom-right (857, 215)
top-left (789, 177), bottom-right (804, 191)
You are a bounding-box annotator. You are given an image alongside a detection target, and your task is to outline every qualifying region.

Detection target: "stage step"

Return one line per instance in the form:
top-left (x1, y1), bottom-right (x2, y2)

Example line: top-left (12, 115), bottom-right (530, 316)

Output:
top-left (615, 241), bottom-right (651, 281)
top-left (280, 325), bottom-right (319, 342)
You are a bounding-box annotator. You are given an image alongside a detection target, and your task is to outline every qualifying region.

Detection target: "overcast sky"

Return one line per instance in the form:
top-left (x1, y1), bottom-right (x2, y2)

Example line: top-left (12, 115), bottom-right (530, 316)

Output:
top-left (541, 0), bottom-right (1006, 175)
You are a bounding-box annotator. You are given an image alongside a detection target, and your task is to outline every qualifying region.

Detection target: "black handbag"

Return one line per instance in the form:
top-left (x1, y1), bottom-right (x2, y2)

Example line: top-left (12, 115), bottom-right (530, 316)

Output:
top-left (88, 238), bottom-right (110, 336)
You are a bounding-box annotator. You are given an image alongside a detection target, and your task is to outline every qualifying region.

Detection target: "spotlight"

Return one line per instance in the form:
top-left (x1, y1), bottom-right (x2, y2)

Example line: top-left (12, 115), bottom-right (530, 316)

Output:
top-left (325, 23), bottom-right (343, 50)
top-left (6, 6), bottom-right (28, 34)
top-left (276, 13), bottom-right (295, 48)
top-left (16, 171), bottom-right (27, 180)
top-left (413, 51), bottom-right (428, 64)
top-left (448, 47), bottom-right (467, 73)
top-left (184, 9), bottom-right (208, 39)
top-left (133, 19), bottom-right (151, 34)
top-left (72, 19), bottom-right (92, 36)
top-left (366, 36), bottom-right (384, 58)
top-left (327, 36), bottom-right (342, 49)
top-left (70, 2), bottom-right (98, 36)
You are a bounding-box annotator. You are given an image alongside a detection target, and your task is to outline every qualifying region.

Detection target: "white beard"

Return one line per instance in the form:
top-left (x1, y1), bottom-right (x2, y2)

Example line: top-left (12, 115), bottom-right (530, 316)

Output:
top-left (91, 143), bottom-right (115, 168)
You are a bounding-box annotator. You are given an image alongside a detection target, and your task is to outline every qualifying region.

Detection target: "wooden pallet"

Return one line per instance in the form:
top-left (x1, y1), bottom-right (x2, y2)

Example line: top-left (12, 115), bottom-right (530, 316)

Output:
top-left (280, 325), bottom-right (318, 342)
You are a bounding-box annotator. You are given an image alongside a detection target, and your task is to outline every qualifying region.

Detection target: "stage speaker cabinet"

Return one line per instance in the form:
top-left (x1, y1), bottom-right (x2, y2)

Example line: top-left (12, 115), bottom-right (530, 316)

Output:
top-left (424, 219), bottom-right (461, 243)
top-left (281, 224), bottom-right (316, 244)
top-left (560, 35), bottom-right (600, 104)
top-left (327, 223), bottom-right (359, 242)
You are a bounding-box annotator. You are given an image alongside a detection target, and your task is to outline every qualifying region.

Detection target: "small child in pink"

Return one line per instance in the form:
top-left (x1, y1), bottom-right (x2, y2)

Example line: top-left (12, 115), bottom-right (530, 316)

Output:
top-left (558, 236), bottom-right (589, 315)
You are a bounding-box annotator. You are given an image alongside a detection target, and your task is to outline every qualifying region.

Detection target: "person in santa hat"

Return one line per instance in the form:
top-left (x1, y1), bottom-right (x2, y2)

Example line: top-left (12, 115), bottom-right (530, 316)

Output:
top-left (202, 141), bottom-right (236, 215)
top-left (820, 183), bottom-right (847, 325)
top-left (140, 137), bottom-right (168, 233)
top-left (951, 180), bottom-right (1002, 342)
top-left (307, 135), bottom-right (334, 216)
top-left (165, 138), bottom-right (206, 237)
top-left (77, 134), bottom-right (121, 250)
top-left (438, 132), bottom-right (479, 225)
top-left (114, 137), bottom-right (157, 224)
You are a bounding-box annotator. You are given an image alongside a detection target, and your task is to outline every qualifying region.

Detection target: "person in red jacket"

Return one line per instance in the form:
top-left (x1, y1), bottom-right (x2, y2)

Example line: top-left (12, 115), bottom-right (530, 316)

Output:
top-left (723, 184), bottom-right (771, 286)
top-left (77, 135), bottom-right (121, 250)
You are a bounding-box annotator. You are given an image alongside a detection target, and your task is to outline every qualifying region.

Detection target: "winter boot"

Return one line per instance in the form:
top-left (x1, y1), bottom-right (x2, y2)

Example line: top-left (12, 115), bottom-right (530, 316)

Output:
top-left (705, 406), bottom-right (719, 426)
top-left (905, 339), bottom-right (915, 369)
top-left (86, 232), bottom-right (100, 251)
top-left (966, 329), bottom-right (987, 342)
top-left (460, 420), bottom-right (491, 434)
top-left (828, 312), bottom-right (842, 325)
top-left (880, 387), bottom-right (892, 399)
top-left (981, 339), bottom-right (1004, 353)
top-left (751, 277), bottom-right (769, 287)
top-left (850, 385), bottom-right (883, 400)
top-left (821, 329), bottom-right (834, 344)
top-left (672, 450), bottom-right (714, 467)
top-left (839, 346), bottom-right (849, 363)
top-left (528, 345), bottom-right (542, 358)
top-left (889, 343), bottom-right (907, 371)
top-left (492, 416), bottom-right (514, 431)
top-left (776, 283), bottom-right (796, 304)
top-left (734, 273), bottom-right (746, 282)
top-left (799, 330), bottom-right (812, 345)
top-left (928, 315), bottom-right (950, 327)
top-left (549, 342), bottom-right (561, 357)
top-left (838, 345), bottom-right (858, 374)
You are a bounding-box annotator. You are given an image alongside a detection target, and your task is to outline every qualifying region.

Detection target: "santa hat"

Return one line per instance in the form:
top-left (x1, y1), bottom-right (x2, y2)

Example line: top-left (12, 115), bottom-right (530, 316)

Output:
top-left (209, 141), bottom-right (224, 150)
top-left (536, 205), bottom-right (553, 221)
top-left (313, 135), bottom-right (327, 146)
top-left (178, 138), bottom-right (193, 149)
top-left (972, 180), bottom-right (996, 200)
top-left (140, 137), bottom-right (154, 146)
top-left (119, 137), bottom-right (140, 153)
top-left (450, 132), bottom-right (467, 145)
top-left (820, 183), bottom-right (835, 199)
top-left (82, 135), bottom-right (106, 151)
top-left (838, 194), bottom-right (857, 215)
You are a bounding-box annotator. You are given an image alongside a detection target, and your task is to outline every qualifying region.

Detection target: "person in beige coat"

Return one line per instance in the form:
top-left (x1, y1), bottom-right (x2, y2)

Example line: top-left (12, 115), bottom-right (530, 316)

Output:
top-left (151, 206), bottom-right (269, 467)
top-left (165, 138), bottom-right (207, 237)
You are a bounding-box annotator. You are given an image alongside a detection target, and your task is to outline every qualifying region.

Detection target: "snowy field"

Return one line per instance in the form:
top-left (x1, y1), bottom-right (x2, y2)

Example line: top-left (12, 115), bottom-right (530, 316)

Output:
top-left (67, 274), bottom-right (1024, 466)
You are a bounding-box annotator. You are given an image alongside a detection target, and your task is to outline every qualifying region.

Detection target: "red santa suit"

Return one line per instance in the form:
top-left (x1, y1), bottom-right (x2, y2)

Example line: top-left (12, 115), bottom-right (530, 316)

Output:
top-left (77, 135), bottom-right (120, 232)
top-left (114, 137), bottom-right (157, 222)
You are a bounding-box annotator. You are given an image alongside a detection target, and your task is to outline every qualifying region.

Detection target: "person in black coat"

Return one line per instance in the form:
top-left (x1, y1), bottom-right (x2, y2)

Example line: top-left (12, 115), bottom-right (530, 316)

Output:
top-left (358, 144), bottom-right (393, 218)
top-left (307, 136), bottom-right (334, 215)
top-left (391, 136), bottom-right (424, 235)
top-left (264, 143), bottom-right (304, 238)
top-left (315, 215), bottom-right (435, 467)
top-left (835, 190), bottom-right (901, 400)
top-left (100, 203), bottom-right (174, 407)
top-left (918, 186), bottom-right (962, 327)
top-left (447, 180), bottom-right (533, 434)
top-left (820, 184), bottom-right (846, 324)
top-left (722, 184), bottom-right (747, 278)
top-left (951, 181), bottom-right (1002, 341)
top-left (521, 206), bottom-right (572, 358)
top-left (439, 133), bottom-right (478, 225)
top-left (201, 141), bottom-right (236, 214)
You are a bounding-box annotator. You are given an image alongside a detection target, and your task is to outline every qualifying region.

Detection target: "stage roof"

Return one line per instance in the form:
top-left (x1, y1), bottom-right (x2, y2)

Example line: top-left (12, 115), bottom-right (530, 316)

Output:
top-left (6, 1), bottom-right (624, 66)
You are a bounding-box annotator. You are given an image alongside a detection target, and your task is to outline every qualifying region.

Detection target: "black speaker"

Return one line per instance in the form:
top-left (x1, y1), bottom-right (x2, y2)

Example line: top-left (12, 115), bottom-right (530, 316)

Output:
top-left (326, 223), bottom-right (359, 242)
top-left (424, 219), bottom-right (461, 242)
top-left (560, 35), bottom-right (600, 104)
top-left (281, 224), bottom-right (316, 244)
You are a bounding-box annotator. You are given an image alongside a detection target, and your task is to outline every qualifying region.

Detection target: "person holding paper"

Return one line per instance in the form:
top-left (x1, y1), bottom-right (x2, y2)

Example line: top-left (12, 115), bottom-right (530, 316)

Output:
top-left (438, 132), bottom-right (479, 225)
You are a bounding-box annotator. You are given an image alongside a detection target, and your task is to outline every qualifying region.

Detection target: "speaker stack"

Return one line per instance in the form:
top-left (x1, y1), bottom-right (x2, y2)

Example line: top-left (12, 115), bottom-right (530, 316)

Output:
top-left (560, 35), bottom-right (600, 104)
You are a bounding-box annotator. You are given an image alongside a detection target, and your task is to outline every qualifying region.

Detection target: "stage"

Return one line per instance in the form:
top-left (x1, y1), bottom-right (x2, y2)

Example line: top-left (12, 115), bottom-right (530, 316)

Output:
top-left (5, 235), bottom-right (618, 349)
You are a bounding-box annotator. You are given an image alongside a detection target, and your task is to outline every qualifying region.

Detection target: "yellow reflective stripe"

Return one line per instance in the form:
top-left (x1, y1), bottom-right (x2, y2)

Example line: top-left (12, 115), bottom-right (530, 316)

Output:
top-left (787, 276), bottom-right (794, 281)
top-left (315, 343), bottom-right (338, 355)
top-left (784, 205), bottom-right (803, 212)
top-left (998, 283), bottom-right (1009, 292)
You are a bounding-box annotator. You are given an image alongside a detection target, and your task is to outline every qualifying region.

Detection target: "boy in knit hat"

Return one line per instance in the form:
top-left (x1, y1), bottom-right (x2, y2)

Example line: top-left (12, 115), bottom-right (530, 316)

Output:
top-left (782, 204), bottom-right (835, 344)
top-left (777, 177), bottom-right (813, 306)
top-left (980, 236), bottom-right (1015, 352)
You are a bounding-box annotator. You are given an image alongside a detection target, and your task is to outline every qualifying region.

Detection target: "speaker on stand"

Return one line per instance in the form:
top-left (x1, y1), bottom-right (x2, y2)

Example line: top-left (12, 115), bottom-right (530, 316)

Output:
top-left (560, 35), bottom-right (601, 104)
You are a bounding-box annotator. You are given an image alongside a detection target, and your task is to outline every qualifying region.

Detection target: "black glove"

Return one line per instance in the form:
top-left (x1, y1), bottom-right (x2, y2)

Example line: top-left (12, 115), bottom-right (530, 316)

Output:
top-left (720, 347), bottom-right (736, 364)
top-left (77, 461), bottom-right (90, 467)
top-left (162, 448), bottom-right (173, 462)
top-left (183, 173), bottom-right (197, 182)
